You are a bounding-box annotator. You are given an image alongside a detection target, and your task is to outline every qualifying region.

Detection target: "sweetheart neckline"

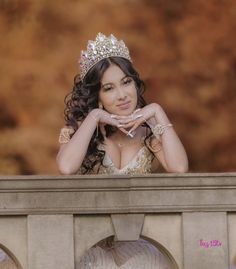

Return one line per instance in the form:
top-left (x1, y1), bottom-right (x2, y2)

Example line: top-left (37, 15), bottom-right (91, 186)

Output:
top-left (104, 146), bottom-right (147, 171)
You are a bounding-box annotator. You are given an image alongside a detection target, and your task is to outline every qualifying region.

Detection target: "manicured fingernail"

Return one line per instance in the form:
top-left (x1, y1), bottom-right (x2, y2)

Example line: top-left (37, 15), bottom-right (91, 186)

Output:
top-left (118, 124), bottom-right (124, 127)
top-left (135, 108), bottom-right (141, 113)
top-left (127, 131), bottom-right (134, 138)
top-left (135, 114), bottom-right (143, 119)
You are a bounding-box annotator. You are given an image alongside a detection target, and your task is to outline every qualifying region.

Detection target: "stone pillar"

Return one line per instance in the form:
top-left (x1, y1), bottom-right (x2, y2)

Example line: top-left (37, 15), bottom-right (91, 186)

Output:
top-left (142, 214), bottom-right (182, 269)
top-left (0, 216), bottom-right (27, 269)
top-left (228, 213), bottom-right (236, 267)
top-left (28, 215), bottom-right (74, 269)
top-left (111, 214), bottom-right (144, 241)
top-left (74, 215), bottom-right (114, 267)
top-left (183, 212), bottom-right (228, 269)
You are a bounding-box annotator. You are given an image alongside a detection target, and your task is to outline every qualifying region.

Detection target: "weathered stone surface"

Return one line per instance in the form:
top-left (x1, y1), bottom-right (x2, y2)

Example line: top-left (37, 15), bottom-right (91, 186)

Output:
top-left (0, 174), bottom-right (235, 269)
top-left (74, 215), bottom-right (114, 265)
top-left (142, 214), bottom-right (182, 269)
top-left (111, 214), bottom-right (144, 241)
top-left (0, 174), bottom-right (236, 214)
top-left (28, 215), bottom-right (74, 269)
top-left (228, 214), bottom-right (236, 267)
top-left (183, 212), bottom-right (228, 269)
top-left (0, 216), bottom-right (27, 269)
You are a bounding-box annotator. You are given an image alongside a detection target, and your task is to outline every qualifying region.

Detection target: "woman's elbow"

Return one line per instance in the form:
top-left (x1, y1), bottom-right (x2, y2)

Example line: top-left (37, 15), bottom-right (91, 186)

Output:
top-left (167, 163), bottom-right (189, 173)
top-left (58, 166), bottom-right (76, 175)
top-left (175, 165), bottom-right (188, 173)
top-left (56, 156), bottom-right (77, 175)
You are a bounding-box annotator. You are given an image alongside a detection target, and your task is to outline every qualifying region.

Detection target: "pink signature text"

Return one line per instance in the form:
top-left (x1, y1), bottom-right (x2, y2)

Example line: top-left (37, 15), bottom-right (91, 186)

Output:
top-left (199, 239), bottom-right (222, 248)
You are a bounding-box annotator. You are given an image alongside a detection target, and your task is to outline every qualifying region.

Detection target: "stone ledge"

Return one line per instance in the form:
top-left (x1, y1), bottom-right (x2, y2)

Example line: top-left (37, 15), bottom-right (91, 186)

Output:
top-left (0, 173), bottom-right (235, 215)
top-left (0, 173), bottom-right (236, 190)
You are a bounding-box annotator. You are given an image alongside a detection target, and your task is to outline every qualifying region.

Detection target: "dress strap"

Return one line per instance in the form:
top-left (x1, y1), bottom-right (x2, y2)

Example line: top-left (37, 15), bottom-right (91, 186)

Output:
top-left (58, 126), bottom-right (75, 144)
top-left (145, 135), bottom-right (162, 153)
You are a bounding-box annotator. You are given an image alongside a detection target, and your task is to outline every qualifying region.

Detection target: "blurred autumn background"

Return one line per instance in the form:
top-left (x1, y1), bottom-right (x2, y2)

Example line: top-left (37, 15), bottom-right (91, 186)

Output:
top-left (0, 0), bottom-right (235, 175)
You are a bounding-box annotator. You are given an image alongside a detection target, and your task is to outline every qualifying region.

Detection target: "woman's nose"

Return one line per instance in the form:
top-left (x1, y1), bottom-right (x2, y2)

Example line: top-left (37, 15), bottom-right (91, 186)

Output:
top-left (117, 87), bottom-right (127, 100)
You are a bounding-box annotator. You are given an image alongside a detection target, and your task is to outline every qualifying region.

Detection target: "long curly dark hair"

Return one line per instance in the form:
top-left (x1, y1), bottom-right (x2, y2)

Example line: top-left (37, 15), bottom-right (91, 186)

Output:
top-left (64, 57), bottom-right (148, 174)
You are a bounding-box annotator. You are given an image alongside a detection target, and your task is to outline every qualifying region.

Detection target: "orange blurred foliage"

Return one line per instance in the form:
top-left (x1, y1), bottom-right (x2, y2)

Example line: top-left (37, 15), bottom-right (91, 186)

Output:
top-left (0, 0), bottom-right (235, 174)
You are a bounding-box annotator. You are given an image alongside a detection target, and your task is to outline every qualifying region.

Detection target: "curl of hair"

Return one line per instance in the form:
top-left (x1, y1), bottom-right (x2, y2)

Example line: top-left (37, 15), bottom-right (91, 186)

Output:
top-left (64, 57), bottom-right (150, 174)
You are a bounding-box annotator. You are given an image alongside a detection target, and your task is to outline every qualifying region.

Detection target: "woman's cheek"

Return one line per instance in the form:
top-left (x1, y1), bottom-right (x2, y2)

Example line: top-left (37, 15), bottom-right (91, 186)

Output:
top-left (129, 86), bottom-right (138, 100)
top-left (104, 92), bottom-right (116, 108)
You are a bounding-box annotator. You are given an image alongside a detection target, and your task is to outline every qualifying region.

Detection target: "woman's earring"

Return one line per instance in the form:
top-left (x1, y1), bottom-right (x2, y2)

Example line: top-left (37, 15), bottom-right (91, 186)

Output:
top-left (99, 102), bottom-right (103, 109)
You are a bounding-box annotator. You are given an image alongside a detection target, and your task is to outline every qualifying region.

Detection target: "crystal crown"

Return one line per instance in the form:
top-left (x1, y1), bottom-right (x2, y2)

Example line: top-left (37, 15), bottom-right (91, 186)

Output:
top-left (79, 33), bottom-right (132, 80)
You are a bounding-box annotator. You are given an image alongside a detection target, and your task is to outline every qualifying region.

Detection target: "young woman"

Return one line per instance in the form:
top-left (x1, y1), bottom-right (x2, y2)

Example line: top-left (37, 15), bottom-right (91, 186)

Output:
top-left (57, 32), bottom-right (188, 268)
top-left (57, 32), bottom-right (188, 175)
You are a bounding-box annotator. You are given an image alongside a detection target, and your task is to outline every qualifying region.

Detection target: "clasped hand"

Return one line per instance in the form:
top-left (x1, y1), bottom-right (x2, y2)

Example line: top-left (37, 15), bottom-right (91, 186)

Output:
top-left (96, 103), bottom-right (159, 137)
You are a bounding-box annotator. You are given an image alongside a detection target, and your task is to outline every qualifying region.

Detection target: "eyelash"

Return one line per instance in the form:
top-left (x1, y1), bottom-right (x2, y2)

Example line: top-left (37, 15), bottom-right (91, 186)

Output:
top-left (103, 78), bottom-right (132, 91)
top-left (103, 86), bottom-right (112, 91)
top-left (124, 78), bottom-right (132, 85)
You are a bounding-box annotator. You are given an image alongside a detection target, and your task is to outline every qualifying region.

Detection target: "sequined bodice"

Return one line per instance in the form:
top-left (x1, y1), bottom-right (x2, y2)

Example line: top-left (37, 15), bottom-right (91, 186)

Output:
top-left (98, 145), bottom-right (156, 175)
top-left (58, 126), bottom-right (159, 175)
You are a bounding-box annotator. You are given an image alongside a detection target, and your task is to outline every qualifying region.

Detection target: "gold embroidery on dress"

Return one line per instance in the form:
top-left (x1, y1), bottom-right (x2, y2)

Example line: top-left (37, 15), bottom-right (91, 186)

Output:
top-left (146, 135), bottom-right (162, 153)
top-left (98, 146), bottom-right (156, 175)
top-left (58, 127), bottom-right (75, 144)
top-left (63, 129), bottom-right (160, 174)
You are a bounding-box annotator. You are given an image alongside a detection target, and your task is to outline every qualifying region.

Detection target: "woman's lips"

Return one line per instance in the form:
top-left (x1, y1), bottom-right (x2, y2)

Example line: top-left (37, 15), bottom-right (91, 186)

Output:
top-left (116, 101), bottom-right (131, 110)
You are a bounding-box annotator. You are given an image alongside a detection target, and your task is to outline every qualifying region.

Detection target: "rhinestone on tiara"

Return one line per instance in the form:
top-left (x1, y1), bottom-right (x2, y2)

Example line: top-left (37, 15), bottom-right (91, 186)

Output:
top-left (78, 33), bottom-right (132, 81)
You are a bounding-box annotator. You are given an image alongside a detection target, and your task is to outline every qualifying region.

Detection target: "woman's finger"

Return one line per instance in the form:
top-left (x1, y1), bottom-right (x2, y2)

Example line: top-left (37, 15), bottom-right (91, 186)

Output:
top-left (117, 118), bottom-right (134, 124)
top-left (113, 115), bottom-right (133, 122)
top-left (111, 114), bottom-right (128, 119)
top-left (127, 118), bottom-right (144, 134)
top-left (122, 114), bottom-right (145, 128)
top-left (107, 115), bottom-right (125, 127)
top-left (133, 108), bottom-right (141, 114)
top-left (119, 121), bottom-right (136, 129)
top-left (117, 114), bottom-right (143, 124)
top-left (118, 127), bottom-right (129, 135)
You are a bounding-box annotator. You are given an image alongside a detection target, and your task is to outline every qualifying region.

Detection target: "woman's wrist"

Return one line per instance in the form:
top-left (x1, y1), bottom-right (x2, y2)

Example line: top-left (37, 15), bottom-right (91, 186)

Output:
top-left (88, 109), bottom-right (100, 124)
top-left (146, 104), bottom-right (173, 138)
top-left (153, 104), bottom-right (171, 125)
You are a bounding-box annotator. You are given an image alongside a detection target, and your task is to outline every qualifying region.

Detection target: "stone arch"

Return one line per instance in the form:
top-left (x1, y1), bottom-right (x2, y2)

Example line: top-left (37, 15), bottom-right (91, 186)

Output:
top-left (74, 215), bottom-right (114, 266)
top-left (0, 243), bottom-right (23, 269)
top-left (78, 235), bottom-right (176, 268)
top-left (141, 235), bottom-right (180, 269)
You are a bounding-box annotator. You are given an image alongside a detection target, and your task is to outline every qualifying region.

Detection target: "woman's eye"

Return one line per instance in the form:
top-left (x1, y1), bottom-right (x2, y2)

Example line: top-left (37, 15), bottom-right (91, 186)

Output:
top-left (103, 86), bottom-right (112, 91)
top-left (123, 78), bottom-right (132, 85)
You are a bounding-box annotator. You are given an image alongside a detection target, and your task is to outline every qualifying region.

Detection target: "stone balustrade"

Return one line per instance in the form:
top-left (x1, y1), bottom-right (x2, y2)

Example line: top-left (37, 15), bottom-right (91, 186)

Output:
top-left (0, 173), bottom-right (235, 269)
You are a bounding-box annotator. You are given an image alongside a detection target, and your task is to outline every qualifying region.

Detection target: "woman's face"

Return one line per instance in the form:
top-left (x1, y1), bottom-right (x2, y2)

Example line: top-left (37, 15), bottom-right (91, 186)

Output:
top-left (99, 64), bottom-right (137, 116)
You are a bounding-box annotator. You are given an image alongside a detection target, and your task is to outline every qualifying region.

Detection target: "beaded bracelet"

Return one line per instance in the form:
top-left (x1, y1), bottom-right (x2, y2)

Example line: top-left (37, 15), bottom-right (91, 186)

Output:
top-left (151, 123), bottom-right (173, 137)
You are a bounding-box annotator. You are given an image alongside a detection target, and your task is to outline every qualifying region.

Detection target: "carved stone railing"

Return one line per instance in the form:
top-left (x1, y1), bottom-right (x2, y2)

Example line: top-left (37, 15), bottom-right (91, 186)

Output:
top-left (0, 173), bottom-right (235, 269)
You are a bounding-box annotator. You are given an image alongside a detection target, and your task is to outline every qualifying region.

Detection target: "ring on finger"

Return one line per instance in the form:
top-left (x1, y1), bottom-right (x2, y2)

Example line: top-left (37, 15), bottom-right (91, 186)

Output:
top-left (133, 108), bottom-right (141, 114)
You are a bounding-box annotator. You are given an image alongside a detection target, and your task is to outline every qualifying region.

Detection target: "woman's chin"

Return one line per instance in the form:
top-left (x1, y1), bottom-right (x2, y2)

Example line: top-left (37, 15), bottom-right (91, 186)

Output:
top-left (116, 111), bottom-right (132, 116)
top-left (116, 107), bottom-right (136, 116)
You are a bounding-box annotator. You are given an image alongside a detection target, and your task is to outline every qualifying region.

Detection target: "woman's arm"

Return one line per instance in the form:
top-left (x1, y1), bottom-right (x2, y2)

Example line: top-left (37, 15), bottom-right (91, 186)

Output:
top-left (56, 110), bottom-right (99, 175)
top-left (112, 103), bottom-right (188, 173)
top-left (151, 104), bottom-right (188, 173)
top-left (56, 109), bottom-right (127, 175)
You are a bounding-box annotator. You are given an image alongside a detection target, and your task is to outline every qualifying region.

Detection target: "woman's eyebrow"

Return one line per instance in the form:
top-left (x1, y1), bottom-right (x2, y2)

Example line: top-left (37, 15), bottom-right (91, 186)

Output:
top-left (101, 82), bottom-right (112, 88)
top-left (101, 75), bottom-right (128, 87)
top-left (121, 75), bottom-right (129, 81)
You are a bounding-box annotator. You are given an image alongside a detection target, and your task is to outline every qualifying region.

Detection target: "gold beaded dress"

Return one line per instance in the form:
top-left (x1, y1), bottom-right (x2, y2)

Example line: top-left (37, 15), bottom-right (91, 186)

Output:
top-left (58, 126), bottom-right (159, 175)
top-left (97, 139), bottom-right (157, 175)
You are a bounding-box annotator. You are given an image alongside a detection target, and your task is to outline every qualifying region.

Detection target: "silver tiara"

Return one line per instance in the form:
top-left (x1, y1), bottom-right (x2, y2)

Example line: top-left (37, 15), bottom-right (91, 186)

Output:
top-left (78, 32), bottom-right (132, 81)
